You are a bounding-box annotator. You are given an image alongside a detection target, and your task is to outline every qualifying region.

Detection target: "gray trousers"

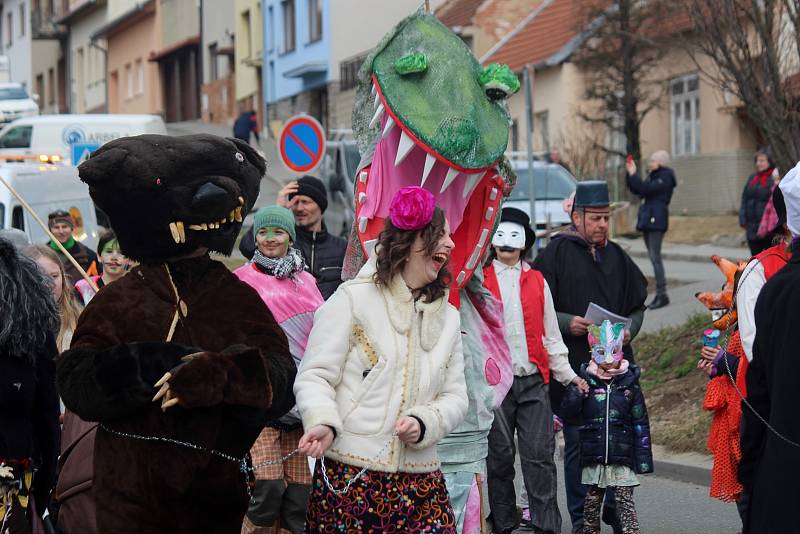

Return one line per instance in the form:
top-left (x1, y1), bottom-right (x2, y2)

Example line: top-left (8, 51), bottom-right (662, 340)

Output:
top-left (487, 373), bottom-right (561, 534)
top-left (643, 231), bottom-right (666, 297)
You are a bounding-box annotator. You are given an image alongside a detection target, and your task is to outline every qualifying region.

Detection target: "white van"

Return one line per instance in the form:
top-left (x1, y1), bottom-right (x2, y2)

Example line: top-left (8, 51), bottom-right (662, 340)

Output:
top-left (0, 164), bottom-right (98, 250)
top-left (0, 114), bottom-right (167, 165)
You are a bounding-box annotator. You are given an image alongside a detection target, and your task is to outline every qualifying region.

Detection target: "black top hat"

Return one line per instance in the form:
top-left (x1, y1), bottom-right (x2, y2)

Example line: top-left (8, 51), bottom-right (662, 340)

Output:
top-left (500, 207), bottom-right (536, 250)
top-left (573, 180), bottom-right (610, 210)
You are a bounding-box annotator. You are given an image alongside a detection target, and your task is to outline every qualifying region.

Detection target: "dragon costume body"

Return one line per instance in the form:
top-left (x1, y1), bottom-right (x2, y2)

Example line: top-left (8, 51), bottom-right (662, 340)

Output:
top-left (343, 12), bottom-right (518, 532)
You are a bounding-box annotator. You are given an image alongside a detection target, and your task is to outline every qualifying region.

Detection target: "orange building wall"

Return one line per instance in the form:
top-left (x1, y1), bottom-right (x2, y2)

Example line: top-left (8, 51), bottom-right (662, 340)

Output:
top-left (106, 9), bottom-right (164, 115)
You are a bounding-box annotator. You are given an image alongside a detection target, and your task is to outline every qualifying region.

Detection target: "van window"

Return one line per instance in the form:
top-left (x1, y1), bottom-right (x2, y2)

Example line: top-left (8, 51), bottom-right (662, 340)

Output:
top-left (11, 205), bottom-right (23, 230)
top-left (0, 203), bottom-right (4, 228)
top-left (0, 125), bottom-right (32, 148)
top-left (0, 86), bottom-right (29, 100)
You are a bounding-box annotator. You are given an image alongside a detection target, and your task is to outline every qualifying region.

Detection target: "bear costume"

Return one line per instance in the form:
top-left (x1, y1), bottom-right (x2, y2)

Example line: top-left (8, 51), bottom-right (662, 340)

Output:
top-left (57, 134), bottom-right (297, 534)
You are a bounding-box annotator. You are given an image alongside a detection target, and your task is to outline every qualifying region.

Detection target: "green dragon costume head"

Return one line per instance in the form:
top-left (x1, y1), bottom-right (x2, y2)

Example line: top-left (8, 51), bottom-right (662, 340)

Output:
top-left (345, 11), bottom-right (519, 292)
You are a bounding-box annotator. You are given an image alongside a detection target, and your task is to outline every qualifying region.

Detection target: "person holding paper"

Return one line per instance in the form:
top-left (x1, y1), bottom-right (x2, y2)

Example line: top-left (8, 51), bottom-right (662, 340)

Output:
top-left (533, 180), bottom-right (647, 534)
top-left (483, 207), bottom-right (589, 534)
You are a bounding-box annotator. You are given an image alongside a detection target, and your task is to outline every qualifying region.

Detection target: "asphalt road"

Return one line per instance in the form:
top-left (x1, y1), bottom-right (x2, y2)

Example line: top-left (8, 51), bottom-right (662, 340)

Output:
top-left (510, 453), bottom-right (742, 533)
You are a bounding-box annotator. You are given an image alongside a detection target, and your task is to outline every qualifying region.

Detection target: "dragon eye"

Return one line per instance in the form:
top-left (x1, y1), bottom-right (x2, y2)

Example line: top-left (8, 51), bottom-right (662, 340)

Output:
top-left (479, 63), bottom-right (520, 101)
top-left (395, 52), bottom-right (428, 75)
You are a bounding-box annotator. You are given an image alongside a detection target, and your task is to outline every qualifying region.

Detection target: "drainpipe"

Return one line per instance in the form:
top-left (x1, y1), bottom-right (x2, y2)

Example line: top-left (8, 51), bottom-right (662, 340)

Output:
top-left (198, 0), bottom-right (203, 118)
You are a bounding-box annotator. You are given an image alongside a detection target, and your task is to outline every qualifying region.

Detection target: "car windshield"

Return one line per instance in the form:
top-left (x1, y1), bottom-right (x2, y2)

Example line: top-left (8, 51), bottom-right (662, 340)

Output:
top-left (508, 165), bottom-right (577, 201)
top-left (0, 87), bottom-right (30, 100)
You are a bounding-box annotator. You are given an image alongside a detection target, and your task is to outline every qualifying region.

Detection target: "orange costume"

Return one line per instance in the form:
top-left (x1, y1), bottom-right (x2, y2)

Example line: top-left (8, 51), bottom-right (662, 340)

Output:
top-left (696, 245), bottom-right (789, 502)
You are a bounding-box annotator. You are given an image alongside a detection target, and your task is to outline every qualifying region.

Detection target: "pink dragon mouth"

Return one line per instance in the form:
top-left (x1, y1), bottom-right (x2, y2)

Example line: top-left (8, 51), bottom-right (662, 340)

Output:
top-left (355, 75), bottom-right (504, 291)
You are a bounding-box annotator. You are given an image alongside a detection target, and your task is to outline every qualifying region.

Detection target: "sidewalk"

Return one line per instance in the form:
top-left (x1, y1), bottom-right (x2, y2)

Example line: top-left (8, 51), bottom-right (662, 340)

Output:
top-left (615, 236), bottom-right (750, 264)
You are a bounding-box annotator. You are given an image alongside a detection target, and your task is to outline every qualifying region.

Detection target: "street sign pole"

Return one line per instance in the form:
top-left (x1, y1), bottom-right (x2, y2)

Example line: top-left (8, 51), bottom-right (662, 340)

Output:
top-left (524, 64), bottom-right (537, 258)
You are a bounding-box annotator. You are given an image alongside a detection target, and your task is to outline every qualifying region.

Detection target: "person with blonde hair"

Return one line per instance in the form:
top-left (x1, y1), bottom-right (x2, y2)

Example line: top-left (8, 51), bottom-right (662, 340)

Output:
top-left (23, 244), bottom-right (83, 352)
top-left (625, 150), bottom-right (677, 310)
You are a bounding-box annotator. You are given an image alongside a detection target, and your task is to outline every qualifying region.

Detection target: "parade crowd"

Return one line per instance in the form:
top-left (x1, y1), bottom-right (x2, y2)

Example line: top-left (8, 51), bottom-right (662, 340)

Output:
top-left (0, 125), bottom-right (798, 534)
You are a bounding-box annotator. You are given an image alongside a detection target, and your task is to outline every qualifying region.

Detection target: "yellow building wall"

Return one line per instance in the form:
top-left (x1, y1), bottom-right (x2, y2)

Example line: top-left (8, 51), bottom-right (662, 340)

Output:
top-left (235, 0), bottom-right (263, 102)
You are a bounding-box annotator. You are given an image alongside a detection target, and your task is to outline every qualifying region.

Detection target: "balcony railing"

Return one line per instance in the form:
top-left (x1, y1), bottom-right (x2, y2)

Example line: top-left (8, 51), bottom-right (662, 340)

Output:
top-left (32, 8), bottom-right (68, 39)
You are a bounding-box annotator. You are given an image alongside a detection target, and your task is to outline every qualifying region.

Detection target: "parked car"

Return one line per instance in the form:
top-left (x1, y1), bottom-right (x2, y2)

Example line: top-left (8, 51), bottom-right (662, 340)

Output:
top-left (0, 163), bottom-right (99, 250)
top-left (0, 114), bottom-right (167, 165)
top-left (0, 83), bottom-right (38, 126)
top-left (504, 160), bottom-right (578, 241)
top-left (319, 129), bottom-right (359, 238)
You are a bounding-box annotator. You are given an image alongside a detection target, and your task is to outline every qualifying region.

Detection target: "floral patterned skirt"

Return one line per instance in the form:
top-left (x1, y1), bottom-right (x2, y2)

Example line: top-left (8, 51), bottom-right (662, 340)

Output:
top-left (304, 458), bottom-right (457, 533)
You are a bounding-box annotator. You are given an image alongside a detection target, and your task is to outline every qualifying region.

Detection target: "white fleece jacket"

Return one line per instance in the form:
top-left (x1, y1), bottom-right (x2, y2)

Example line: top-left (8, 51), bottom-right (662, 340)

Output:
top-left (294, 257), bottom-right (468, 473)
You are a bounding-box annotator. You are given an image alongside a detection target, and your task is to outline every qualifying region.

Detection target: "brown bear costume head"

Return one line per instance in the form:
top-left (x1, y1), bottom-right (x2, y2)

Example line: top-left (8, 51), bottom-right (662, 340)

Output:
top-left (78, 134), bottom-right (265, 263)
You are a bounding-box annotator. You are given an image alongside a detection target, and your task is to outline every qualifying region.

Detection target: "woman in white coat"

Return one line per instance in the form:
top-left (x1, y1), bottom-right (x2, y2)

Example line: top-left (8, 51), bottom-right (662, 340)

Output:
top-left (296, 186), bottom-right (468, 533)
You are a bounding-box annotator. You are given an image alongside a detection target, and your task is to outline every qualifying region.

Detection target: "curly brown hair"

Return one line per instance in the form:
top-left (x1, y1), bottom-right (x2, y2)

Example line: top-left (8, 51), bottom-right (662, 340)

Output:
top-left (373, 207), bottom-right (451, 303)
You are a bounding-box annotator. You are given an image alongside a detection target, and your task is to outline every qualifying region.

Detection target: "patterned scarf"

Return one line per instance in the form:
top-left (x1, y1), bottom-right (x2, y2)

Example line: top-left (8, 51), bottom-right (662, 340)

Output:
top-left (252, 247), bottom-right (306, 280)
top-left (588, 359), bottom-right (630, 381)
top-left (557, 225), bottom-right (608, 263)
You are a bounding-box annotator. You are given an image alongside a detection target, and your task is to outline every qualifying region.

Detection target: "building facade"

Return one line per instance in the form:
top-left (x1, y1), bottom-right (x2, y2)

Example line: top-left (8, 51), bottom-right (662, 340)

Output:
top-left (0, 0), bottom-right (67, 113)
top-left (93, 0), bottom-right (161, 114)
top-left (201, 0), bottom-right (235, 124)
top-left (235, 0), bottom-right (262, 126)
top-left (262, 0), bottom-right (447, 135)
top-left (483, 0), bottom-right (758, 216)
top-left (59, 0), bottom-right (109, 113)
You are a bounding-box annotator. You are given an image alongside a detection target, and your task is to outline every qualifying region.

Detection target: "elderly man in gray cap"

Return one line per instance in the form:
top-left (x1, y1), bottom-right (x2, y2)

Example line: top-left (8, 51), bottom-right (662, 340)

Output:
top-left (533, 180), bottom-right (648, 534)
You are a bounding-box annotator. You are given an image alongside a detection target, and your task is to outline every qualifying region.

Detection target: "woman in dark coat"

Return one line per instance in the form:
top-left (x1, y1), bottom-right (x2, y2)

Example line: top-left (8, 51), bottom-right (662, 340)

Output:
top-left (626, 150), bottom-right (677, 310)
top-left (0, 237), bottom-right (61, 532)
top-left (740, 150), bottom-right (778, 255)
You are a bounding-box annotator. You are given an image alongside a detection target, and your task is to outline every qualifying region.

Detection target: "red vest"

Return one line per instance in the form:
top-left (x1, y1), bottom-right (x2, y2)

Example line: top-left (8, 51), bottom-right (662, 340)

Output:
top-left (484, 262), bottom-right (551, 383)
top-left (736, 243), bottom-right (790, 396)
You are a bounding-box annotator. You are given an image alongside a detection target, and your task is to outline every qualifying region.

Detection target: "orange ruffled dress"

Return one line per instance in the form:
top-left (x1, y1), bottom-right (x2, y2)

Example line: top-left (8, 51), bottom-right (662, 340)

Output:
top-left (703, 331), bottom-right (746, 502)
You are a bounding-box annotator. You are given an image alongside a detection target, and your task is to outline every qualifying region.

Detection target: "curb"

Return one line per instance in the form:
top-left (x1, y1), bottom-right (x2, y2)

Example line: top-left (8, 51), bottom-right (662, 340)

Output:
top-left (625, 249), bottom-right (749, 264)
top-left (650, 459), bottom-right (711, 487)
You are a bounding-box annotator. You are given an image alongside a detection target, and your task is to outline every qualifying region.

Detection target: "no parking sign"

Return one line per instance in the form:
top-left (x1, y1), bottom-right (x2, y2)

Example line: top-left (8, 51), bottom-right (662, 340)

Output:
top-left (278, 114), bottom-right (326, 174)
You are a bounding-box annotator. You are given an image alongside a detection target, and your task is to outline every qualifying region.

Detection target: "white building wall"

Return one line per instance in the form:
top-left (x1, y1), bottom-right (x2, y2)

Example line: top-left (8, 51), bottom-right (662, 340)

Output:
top-left (68, 7), bottom-right (108, 112)
top-left (3, 0), bottom-right (33, 90)
top-left (201, 0), bottom-right (235, 84)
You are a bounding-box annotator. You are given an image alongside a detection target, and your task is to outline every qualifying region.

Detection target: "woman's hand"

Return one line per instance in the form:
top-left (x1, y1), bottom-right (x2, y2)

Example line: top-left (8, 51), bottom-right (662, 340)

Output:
top-left (395, 416), bottom-right (421, 444)
top-left (625, 159), bottom-right (637, 176)
top-left (697, 359), bottom-right (715, 376)
top-left (299, 425), bottom-right (335, 459)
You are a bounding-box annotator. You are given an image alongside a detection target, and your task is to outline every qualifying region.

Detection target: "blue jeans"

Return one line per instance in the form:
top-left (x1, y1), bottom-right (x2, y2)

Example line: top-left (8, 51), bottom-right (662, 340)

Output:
top-left (563, 423), bottom-right (616, 531)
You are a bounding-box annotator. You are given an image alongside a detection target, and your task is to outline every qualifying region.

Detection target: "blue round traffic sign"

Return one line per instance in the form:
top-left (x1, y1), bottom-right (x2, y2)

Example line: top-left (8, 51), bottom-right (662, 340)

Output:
top-left (278, 115), bottom-right (326, 174)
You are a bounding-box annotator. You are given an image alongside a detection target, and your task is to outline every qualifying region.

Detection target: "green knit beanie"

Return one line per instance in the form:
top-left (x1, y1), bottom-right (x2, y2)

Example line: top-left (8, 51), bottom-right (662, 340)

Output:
top-left (253, 205), bottom-right (296, 242)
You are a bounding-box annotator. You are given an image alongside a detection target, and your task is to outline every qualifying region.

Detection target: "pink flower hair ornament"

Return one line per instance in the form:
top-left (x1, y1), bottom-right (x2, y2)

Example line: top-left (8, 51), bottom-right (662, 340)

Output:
top-left (389, 186), bottom-right (436, 230)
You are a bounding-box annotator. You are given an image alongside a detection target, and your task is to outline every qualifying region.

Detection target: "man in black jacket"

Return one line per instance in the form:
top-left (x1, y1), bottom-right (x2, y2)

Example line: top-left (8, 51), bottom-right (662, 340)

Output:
top-left (533, 181), bottom-right (648, 534)
top-left (625, 150), bottom-right (677, 310)
top-left (239, 175), bottom-right (346, 299)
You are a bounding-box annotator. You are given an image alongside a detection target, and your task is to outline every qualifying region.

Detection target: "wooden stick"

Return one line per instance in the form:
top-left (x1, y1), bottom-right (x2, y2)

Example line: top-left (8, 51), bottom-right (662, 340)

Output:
top-left (0, 172), bottom-right (99, 292)
top-left (476, 473), bottom-right (488, 534)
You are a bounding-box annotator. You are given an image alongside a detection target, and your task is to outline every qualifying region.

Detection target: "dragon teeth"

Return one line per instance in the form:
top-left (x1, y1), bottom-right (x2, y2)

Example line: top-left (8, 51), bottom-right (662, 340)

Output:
top-left (421, 153), bottom-right (436, 187)
top-left (369, 103), bottom-right (385, 129)
top-left (395, 130), bottom-right (415, 167)
top-left (234, 207), bottom-right (243, 222)
top-left (440, 167), bottom-right (460, 193)
top-left (371, 82), bottom-right (377, 97)
top-left (176, 221), bottom-right (185, 243)
top-left (382, 116), bottom-right (395, 138)
top-left (373, 90), bottom-right (381, 110)
top-left (462, 172), bottom-right (483, 198)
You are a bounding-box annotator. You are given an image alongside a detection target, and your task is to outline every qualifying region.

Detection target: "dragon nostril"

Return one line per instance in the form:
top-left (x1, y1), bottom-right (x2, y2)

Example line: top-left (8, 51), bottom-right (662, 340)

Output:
top-left (191, 182), bottom-right (229, 210)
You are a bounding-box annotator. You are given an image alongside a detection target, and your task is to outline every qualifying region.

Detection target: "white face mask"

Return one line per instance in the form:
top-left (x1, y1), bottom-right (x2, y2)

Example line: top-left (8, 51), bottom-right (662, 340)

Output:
top-left (492, 221), bottom-right (526, 250)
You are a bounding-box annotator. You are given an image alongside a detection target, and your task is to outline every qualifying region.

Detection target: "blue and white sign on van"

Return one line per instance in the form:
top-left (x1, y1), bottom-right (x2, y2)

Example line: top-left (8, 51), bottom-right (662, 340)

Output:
top-left (72, 143), bottom-right (99, 164)
top-left (62, 125), bottom-right (87, 145)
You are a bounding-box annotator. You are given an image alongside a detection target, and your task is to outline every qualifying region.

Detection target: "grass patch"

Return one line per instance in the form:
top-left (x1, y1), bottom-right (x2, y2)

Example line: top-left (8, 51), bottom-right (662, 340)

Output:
top-left (633, 313), bottom-right (715, 454)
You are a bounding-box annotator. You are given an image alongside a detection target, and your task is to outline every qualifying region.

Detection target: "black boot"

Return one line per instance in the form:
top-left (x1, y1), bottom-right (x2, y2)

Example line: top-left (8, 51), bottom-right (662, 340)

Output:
top-left (647, 294), bottom-right (670, 310)
top-left (602, 506), bottom-right (624, 534)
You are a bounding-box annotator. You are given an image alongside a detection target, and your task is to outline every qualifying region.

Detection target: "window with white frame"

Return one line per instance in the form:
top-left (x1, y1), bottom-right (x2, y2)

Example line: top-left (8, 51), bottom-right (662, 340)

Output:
top-left (671, 74), bottom-right (700, 156)
top-left (19, 4), bottom-right (24, 36)
top-left (282, 0), bottom-right (295, 53)
top-left (126, 63), bottom-right (133, 98)
top-left (136, 59), bottom-right (144, 95)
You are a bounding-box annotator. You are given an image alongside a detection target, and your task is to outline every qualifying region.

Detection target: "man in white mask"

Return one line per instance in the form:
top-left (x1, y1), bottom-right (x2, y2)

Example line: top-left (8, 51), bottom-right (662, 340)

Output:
top-left (483, 207), bottom-right (589, 534)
